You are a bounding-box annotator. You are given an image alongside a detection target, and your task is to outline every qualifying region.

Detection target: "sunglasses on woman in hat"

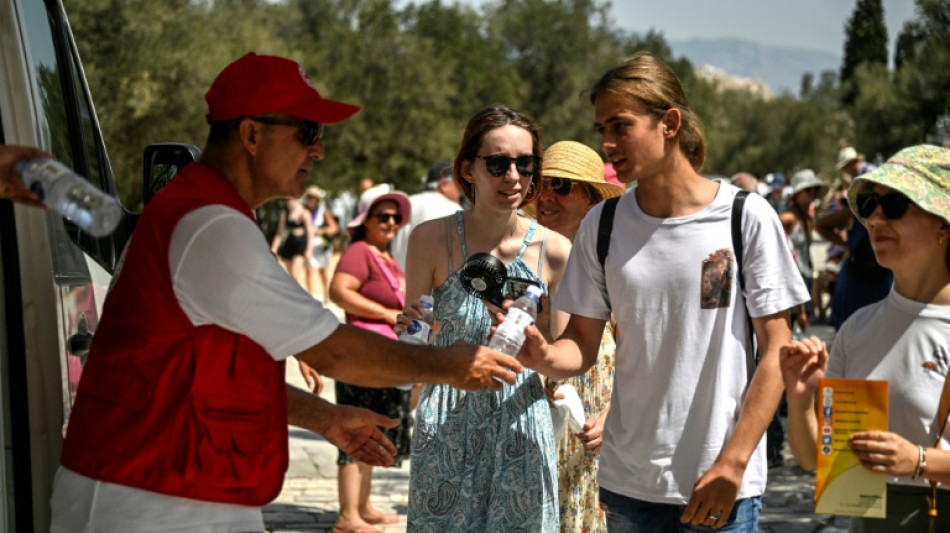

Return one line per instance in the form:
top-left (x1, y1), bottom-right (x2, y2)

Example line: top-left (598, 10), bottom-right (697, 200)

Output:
top-left (848, 144), bottom-right (950, 272)
top-left (529, 141), bottom-right (625, 241)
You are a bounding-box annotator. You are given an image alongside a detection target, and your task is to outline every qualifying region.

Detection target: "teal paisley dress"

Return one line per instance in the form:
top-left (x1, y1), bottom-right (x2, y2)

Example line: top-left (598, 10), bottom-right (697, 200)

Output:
top-left (407, 212), bottom-right (559, 532)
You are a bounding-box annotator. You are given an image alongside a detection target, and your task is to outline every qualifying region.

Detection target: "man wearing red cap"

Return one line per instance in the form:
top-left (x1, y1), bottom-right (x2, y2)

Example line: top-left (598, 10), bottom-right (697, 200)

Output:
top-left (48, 53), bottom-right (522, 533)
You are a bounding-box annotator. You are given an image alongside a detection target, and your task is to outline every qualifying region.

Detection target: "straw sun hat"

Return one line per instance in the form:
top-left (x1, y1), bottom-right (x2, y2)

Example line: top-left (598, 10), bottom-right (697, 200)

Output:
top-left (523, 141), bottom-right (625, 218)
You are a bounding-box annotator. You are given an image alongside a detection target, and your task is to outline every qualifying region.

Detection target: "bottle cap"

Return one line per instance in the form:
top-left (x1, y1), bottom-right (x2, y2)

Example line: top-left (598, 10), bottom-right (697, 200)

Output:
top-left (525, 285), bottom-right (542, 300)
top-left (420, 294), bottom-right (434, 307)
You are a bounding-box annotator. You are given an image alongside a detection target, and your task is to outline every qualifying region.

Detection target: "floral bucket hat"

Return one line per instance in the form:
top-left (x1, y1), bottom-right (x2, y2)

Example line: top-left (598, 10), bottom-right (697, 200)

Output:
top-left (849, 144), bottom-right (950, 224)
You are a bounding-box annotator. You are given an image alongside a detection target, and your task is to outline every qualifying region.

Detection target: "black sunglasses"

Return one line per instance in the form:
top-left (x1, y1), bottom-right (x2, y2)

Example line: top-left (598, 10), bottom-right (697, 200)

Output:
top-left (541, 177), bottom-right (576, 196)
top-left (476, 154), bottom-right (541, 178)
top-left (855, 191), bottom-right (912, 220)
top-left (372, 212), bottom-right (403, 224)
top-left (251, 116), bottom-right (325, 146)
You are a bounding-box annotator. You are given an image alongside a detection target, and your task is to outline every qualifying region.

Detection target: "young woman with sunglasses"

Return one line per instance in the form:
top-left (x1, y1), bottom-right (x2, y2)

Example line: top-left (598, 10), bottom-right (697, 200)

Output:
top-left (782, 145), bottom-right (950, 532)
top-left (517, 53), bottom-right (809, 531)
top-left (401, 105), bottom-right (572, 531)
top-left (531, 140), bottom-right (624, 532)
top-left (328, 188), bottom-right (414, 533)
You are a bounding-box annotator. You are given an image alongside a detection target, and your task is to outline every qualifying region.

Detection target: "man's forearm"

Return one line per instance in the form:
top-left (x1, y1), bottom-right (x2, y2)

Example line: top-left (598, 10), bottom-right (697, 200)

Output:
top-left (295, 324), bottom-right (443, 388)
top-left (287, 384), bottom-right (333, 434)
top-left (530, 314), bottom-right (605, 380)
top-left (540, 338), bottom-right (593, 380)
top-left (719, 353), bottom-right (785, 469)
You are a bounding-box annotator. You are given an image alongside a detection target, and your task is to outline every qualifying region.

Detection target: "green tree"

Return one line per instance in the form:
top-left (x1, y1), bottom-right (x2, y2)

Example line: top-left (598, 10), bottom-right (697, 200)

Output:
top-left (65, 0), bottom-right (295, 208)
top-left (840, 0), bottom-right (888, 106)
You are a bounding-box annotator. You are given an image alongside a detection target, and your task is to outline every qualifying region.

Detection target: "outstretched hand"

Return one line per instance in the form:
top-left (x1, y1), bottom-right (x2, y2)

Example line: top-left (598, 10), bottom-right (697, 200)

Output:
top-left (0, 145), bottom-right (50, 206)
top-left (444, 342), bottom-right (522, 391)
top-left (516, 323), bottom-right (550, 371)
top-left (321, 404), bottom-right (400, 467)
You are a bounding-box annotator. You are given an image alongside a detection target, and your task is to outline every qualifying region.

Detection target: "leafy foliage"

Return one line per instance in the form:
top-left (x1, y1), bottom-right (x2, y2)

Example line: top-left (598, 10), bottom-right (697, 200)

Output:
top-left (61, 0), bottom-right (948, 211)
top-left (840, 0), bottom-right (888, 106)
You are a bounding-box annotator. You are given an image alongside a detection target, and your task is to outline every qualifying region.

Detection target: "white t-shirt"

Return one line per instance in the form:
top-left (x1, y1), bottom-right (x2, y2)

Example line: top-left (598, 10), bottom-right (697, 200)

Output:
top-left (391, 190), bottom-right (461, 270)
top-left (51, 205), bottom-right (339, 533)
top-left (554, 182), bottom-right (808, 504)
top-left (827, 289), bottom-right (950, 487)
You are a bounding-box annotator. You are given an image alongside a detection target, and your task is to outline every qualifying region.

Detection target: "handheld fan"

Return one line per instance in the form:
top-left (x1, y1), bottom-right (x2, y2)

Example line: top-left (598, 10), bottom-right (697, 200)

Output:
top-left (458, 252), bottom-right (507, 306)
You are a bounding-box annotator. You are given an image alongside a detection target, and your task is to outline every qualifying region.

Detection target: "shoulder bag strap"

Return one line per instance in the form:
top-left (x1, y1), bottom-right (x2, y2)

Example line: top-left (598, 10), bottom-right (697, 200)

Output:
top-left (928, 373), bottom-right (950, 531)
top-left (368, 250), bottom-right (405, 309)
top-left (597, 197), bottom-right (620, 270)
top-left (597, 196), bottom-right (620, 312)
top-left (731, 190), bottom-right (756, 381)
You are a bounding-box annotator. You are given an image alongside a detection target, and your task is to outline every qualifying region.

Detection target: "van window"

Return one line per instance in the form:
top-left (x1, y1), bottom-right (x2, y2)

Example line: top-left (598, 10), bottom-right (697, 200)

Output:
top-left (21, 0), bottom-right (122, 272)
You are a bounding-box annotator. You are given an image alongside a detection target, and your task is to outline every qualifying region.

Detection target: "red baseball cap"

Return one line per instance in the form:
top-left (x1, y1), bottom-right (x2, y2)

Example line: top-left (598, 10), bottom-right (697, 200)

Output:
top-left (205, 52), bottom-right (361, 124)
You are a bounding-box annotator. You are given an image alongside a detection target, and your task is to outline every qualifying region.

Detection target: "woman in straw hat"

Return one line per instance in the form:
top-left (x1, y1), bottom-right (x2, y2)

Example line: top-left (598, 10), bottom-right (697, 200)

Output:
top-left (532, 140), bottom-right (624, 532)
top-left (782, 145), bottom-right (950, 532)
top-left (400, 105), bottom-right (572, 531)
top-left (517, 52), bottom-right (809, 531)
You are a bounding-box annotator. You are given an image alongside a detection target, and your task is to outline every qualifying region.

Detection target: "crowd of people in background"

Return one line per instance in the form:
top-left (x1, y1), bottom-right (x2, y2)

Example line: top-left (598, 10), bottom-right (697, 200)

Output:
top-left (4, 48), bottom-right (950, 533)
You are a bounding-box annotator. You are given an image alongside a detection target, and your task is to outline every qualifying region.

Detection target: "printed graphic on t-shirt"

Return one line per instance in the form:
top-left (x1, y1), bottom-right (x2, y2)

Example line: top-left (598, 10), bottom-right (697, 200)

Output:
top-left (922, 345), bottom-right (949, 377)
top-left (700, 249), bottom-right (734, 309)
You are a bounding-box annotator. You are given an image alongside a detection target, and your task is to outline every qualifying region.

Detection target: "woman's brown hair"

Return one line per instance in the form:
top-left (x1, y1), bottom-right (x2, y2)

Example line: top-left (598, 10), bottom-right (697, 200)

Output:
top-left (454, 105), bottom-right (543, 207)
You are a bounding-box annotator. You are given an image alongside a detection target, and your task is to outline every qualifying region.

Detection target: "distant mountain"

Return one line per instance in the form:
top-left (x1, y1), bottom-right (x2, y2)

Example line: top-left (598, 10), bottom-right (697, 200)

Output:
top-left (667, 38), bottom-right (840, 97)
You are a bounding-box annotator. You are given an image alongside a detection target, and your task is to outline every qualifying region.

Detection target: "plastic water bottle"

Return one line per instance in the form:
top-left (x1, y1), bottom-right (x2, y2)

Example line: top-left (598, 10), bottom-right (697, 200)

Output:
top-left (488, 285), bottom-right (541, 356)
top-left (398, 294), bottom-right (434, 346)
top-left (396, 294), bottom-right (435, 390)
top-left (17, 158), bottom-right (122, 237)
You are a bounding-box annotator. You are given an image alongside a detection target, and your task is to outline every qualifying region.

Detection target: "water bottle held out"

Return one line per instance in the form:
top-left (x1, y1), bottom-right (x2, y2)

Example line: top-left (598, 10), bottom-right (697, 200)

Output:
top-left (488, 284), bottom-right (542, 357)
top-left (396, 294), bottom-right (435, 390)
top-left (17, 158), bottom-right (122, 237)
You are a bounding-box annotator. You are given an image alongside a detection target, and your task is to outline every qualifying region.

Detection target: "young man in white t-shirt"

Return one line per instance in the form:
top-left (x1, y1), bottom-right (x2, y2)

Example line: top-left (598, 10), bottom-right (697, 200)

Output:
top-left (518, 53), bottom-right (809, 531)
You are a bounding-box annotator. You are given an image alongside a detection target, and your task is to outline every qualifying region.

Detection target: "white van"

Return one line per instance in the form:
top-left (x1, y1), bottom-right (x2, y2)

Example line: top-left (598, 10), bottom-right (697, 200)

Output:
top-left (0, 1), bottom-right (195, 530)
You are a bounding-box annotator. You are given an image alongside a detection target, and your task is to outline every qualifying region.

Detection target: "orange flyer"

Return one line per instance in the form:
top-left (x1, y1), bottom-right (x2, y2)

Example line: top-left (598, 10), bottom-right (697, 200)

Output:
top-left (814, 378), bottom-right (889, 518)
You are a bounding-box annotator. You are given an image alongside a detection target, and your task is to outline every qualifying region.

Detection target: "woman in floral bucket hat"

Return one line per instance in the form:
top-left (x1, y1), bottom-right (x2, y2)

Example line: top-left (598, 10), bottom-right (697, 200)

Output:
top-left (782, 144), bottom-right (950, 532)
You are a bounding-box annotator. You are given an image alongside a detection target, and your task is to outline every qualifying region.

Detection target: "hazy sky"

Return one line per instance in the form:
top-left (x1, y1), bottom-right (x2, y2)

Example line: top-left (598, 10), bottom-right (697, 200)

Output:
top-left (403, 0), bottom-right (919, 58)
top-left (613, 0), bottom-right (916, 57)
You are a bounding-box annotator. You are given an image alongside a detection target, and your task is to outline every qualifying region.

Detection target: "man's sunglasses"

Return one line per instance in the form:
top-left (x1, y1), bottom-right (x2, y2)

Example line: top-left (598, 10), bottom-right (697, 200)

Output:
top-left (475, 154), bottom-right (541, 178)
top-left (855, 191), bottom-right (912, 220)
top-left (372, 212), bottom-right (403, 224)
top-left (251, 116), bottom-right (325, 146)
top-left (541, 177), bottom-right (576, 196)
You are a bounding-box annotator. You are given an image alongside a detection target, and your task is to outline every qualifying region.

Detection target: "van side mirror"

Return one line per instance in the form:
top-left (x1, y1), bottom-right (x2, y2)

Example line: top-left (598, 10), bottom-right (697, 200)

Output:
top-left (142, 143), bottom-right (201, 206)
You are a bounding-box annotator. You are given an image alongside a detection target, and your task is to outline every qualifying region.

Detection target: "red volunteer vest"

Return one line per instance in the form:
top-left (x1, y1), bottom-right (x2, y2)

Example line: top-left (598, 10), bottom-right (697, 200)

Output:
top-left (61, 163), bottom-right (288, 506)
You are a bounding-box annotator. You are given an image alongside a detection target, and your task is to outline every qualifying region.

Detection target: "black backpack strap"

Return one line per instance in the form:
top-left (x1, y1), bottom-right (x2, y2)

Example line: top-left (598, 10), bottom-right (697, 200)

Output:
top-left (731, 190), bottom-right (757, 380)
top-left (597, 196), bottom-right (620, 269)
top-left (732, 191), bottom-right (749, 292)
top-left (597, 196), bottom-right (620, 311)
